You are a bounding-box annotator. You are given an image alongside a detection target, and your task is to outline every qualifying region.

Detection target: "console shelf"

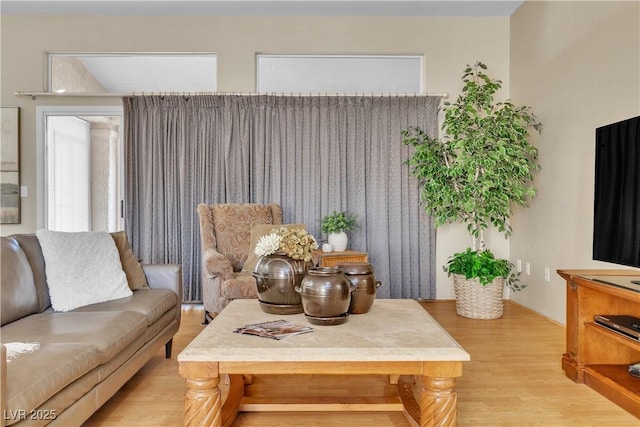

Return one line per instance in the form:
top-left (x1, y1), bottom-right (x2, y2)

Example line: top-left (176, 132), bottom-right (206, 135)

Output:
top-left (558, 270), bottom-right (640, 418)
top-left (586, 322), bottom-right (640, 350)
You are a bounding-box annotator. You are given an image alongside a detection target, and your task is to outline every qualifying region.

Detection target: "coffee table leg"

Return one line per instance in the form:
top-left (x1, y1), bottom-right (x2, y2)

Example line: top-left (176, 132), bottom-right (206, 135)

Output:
top-left (419, 361), bottom-right (462, 427)
top-left (420, 376), bottom-right (457, 427)
top-left (180, 362), bottom-right (222, 427)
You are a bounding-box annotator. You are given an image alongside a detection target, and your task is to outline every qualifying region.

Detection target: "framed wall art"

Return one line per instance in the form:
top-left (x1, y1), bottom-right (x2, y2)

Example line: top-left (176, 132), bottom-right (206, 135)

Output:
top-left (1, 107), bottom-right (20, 224)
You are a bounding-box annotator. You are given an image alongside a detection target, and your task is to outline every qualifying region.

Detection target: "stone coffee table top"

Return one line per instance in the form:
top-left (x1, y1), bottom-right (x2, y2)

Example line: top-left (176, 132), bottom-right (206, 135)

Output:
top-left (179, 298), bottom-right (470, 363)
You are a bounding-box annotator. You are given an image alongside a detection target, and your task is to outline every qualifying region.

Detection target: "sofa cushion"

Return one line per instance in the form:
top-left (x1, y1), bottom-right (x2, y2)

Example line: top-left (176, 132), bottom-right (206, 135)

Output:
top-left (72, 288), bottom-right (177, 326)
top-left (212, 204), bottom-right (276, 271)
top-left (36, 230), bottom-right (132, 312)
top-left (144, 309), bottom-right (178, 342)
top-left (11, 234), bottom-right (51, 312)
top-left (4, 343), bottom-right (100, 421)
top-left (1, 311), bottom-right (147, 363)
top-left (1, 237), bottom-right (39, 326)
top-left (110, 231), bottom-right (149, 290)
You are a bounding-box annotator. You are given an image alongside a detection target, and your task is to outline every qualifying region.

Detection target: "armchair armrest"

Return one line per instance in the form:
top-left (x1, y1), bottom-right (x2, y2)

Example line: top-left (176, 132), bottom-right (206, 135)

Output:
top-left (203, 248), bottom-right (234, 281)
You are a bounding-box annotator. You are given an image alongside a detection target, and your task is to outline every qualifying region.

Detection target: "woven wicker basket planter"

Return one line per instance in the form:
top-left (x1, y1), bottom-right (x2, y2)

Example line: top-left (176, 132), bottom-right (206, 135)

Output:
top-left (452, 274), bottom-right (504, 319)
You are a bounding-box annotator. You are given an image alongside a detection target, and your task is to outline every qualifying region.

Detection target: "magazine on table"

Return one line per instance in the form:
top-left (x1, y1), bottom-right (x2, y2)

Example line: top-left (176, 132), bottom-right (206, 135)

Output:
top-left (233, 319), bottom-right (314, 340)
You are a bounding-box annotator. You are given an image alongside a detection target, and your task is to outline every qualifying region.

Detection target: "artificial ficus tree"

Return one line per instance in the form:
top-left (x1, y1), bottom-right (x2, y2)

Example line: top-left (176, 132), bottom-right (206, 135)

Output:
top-left (403, 62), bottom-right (542, 252)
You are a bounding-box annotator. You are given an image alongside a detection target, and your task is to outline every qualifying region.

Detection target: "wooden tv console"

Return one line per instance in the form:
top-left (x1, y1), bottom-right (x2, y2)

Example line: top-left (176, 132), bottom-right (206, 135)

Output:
top-left (558, 269), bottom-right (640, 418)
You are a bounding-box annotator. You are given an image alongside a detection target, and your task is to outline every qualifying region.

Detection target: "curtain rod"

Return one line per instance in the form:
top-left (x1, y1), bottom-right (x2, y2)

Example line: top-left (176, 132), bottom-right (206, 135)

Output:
top-left (14, 91), bottom-right (449, 100)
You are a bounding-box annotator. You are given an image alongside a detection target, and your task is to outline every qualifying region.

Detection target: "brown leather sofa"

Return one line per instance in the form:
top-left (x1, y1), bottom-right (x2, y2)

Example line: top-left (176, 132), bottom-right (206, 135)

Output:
top-left (0, 234), bottom-right (182, 427)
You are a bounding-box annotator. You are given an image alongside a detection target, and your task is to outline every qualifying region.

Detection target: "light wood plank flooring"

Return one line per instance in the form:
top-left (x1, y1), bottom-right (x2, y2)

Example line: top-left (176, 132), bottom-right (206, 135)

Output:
top-left (84, 301), bottom-right (638, 426)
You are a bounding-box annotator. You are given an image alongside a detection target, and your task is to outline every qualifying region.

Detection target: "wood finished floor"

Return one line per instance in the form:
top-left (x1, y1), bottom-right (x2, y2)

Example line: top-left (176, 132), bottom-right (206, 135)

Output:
top-left (84, 301), bottom-right (639, 426)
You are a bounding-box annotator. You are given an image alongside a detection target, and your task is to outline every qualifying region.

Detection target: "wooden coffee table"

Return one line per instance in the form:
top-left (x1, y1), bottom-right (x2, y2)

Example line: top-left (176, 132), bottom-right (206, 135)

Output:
top-left (178, 299), bottom-right (470, 427)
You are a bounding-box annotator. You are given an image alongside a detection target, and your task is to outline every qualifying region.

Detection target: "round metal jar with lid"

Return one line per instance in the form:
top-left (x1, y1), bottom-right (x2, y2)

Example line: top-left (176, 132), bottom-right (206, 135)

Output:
top-left (296, 267), bottom-right (354, 318)
top-left (338, 262), bottom-right (382, 314)
top-left (252, 252), bottom-right (309, 314)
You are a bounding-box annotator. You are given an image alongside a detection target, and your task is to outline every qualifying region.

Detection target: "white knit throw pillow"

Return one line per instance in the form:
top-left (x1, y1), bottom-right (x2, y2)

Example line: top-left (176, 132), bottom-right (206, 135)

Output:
top-left (36, 230), bottom-right (132, 312)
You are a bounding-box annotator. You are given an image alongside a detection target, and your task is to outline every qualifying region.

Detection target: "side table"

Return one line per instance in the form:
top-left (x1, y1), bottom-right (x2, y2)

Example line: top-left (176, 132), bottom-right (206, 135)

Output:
top-left (311, 250), bottom-right (368, 267)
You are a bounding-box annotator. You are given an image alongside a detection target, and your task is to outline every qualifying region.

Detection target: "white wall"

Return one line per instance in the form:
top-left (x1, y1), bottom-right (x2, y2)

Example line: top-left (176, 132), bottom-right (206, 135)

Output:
top-left (509, 1), bottom-right (640, 323)
top-left (0, 14), bottom-right (510, 300)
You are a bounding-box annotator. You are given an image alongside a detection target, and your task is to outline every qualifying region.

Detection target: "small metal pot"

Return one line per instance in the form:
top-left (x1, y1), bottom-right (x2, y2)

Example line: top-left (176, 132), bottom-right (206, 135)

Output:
top-left (338, 262), bottom-right (382, 314)
top-left (296, 267), bottom-right (354, 318)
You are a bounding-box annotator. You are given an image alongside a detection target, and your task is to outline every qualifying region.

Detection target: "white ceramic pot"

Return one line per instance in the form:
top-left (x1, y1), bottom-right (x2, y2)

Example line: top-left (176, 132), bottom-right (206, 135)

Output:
top-left (328, 231), bottom-right (348, 252)
top-left (322, 243), bottom-right (333, 253)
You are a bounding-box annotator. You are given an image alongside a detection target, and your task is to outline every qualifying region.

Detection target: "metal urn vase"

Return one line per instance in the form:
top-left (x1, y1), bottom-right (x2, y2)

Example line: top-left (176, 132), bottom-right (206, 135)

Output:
top-left (338, 262), bottom-right (382, 314)
top-left (252, 252), bottom-right (311, 314)
top-left (296, 267), bottom-right (355, 325)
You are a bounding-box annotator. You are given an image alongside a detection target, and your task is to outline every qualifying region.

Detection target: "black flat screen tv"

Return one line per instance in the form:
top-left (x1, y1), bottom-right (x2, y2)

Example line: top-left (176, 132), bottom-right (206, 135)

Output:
top-left (593, 115), bottom-right (640, 268)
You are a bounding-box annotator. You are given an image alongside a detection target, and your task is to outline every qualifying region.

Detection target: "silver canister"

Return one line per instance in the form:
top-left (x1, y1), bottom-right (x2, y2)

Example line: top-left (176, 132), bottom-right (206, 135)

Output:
top-left (252, 252), bottom-right (309, 314)
top-left (338, 262), bottom-right (382, 314)
top-left (296, 267), bottom-right (354, 318)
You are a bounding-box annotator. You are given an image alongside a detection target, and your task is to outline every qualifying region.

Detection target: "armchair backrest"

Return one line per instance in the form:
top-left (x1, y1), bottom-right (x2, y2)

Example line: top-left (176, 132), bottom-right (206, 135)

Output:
top-left (197, 203), bottom-right (283, 271)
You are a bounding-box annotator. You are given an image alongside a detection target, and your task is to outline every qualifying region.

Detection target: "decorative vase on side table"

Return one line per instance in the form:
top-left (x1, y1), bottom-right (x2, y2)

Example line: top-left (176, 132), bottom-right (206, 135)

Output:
top-left (327, 231), bottom-right (348, 252)
top-left (320, 211), bottom-right (358, 253)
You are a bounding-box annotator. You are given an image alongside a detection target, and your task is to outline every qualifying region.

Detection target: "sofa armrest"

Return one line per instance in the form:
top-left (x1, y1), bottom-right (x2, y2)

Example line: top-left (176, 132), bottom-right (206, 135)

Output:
top-left (203, 248), bottom-right (234, 281)
top-left (143, 264), bottom-right (182, 297)
top-left (1, 345), bottom-right (6, 427)
top-left (143, 264), bottom-right (182, 327)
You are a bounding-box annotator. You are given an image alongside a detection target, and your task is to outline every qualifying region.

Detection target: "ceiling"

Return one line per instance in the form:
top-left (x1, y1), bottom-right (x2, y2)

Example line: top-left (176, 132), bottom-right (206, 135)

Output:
top-left (2, 1), bottom-right (525, 17)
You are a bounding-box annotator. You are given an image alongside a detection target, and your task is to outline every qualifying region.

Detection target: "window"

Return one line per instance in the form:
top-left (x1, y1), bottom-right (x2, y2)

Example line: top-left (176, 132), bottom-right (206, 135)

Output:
top-left (257, 54), bottom-right (422, 93)
top-left (46, 116), bottom-right (91, 231)
top-left (37, 106), bottom-right (124, 231)
top-left (48, 53), bottom-right (217, 93)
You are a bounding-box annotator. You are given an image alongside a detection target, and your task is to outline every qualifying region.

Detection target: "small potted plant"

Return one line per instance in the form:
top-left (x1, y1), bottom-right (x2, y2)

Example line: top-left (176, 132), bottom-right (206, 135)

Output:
top-left (403, 61), bottom-right (542, 319)
top-left (320, 211), bottom-right (358, 252)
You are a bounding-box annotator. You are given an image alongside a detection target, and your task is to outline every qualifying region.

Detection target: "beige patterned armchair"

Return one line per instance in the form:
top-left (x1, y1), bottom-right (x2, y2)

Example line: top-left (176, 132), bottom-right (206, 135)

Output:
top-left (197, 203), bottom-right (282, 322)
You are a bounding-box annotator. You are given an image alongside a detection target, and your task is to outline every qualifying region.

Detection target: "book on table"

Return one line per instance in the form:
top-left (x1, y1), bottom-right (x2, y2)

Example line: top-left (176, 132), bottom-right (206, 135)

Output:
top-left (233, 319), bottom-right (314, 340)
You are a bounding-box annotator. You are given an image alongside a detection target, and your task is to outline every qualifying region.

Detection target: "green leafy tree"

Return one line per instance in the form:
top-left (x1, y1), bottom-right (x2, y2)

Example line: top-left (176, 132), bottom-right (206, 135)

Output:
top-left (403, 61), bottom-right (542, 251)
top-left (403, 62), bottom-right (542, 292)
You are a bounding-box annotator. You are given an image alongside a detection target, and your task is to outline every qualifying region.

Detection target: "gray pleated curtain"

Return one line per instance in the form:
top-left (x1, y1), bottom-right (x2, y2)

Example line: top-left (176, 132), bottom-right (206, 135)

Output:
top-left (123, 95), bottom-right (439, 302)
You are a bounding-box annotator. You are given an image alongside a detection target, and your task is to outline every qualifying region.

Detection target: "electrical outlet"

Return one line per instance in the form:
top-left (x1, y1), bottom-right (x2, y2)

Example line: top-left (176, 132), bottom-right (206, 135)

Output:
top-left (544, 267), bottom-right (550, 282)
top-left (525, 262), bottom-right (531, 276)
top-left (20, 186), bottom-right (27, 197)
top-left (516, 259), bottom-right (522, 273)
